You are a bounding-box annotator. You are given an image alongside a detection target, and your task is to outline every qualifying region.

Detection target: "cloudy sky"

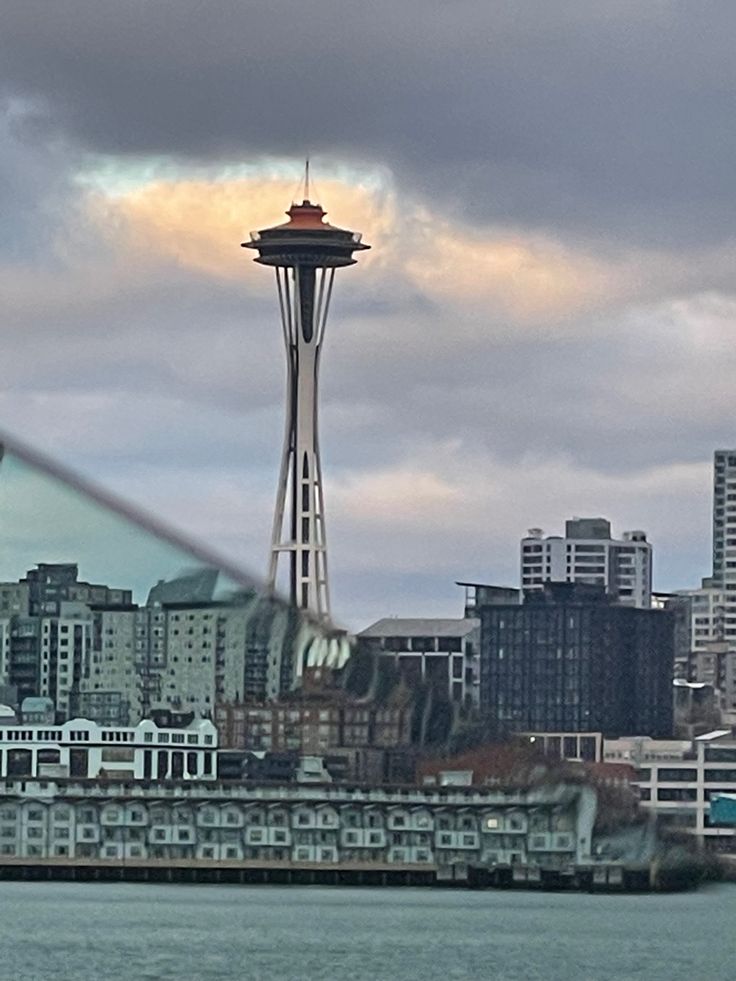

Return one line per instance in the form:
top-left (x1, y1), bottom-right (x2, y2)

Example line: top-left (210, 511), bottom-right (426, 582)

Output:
top-left (1, 1), bottom-right (735, 628)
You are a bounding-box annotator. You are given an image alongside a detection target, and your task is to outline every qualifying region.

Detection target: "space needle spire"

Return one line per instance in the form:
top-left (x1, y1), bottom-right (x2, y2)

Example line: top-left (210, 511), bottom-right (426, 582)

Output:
top-left (243, 180), bottom-right (369, 620)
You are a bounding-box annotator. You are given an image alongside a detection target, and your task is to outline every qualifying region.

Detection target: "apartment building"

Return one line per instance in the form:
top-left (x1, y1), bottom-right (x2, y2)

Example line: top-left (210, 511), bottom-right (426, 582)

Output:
top-left (0, 778), bottom-right (596, 873)
top-left (521, 518), bottom-right (652, 608)
top-left (0, 567), bottom-right (312, 725)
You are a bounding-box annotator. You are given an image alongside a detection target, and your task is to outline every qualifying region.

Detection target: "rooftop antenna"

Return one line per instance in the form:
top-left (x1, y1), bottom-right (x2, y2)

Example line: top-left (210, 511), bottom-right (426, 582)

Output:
top-left (304, 157), bottom-right (311, 201)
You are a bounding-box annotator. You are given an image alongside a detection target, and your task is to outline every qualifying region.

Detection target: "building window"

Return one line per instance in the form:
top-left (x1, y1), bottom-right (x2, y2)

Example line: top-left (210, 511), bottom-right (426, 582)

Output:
top-left (657, 788), bottom-right (696, 802)
top-left (657, 768), bottom-right (697, 782)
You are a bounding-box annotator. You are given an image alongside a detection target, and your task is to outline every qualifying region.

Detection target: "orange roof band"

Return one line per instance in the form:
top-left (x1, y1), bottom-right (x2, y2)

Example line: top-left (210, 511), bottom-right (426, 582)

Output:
top-left (270, 200), bottom-right (345, 233)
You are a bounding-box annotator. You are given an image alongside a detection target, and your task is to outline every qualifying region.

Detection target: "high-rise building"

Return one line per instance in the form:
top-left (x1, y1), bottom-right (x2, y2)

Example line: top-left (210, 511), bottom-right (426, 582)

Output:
top-left (712, 450), bottom-right (736, 583)
top-left (684, 450), bottom-right (736, 716)
top-left (479, 582), bottom-right (674, 738)
top-left (243, 189), bottom-right (369, 620)
top-left (520, 517), bottom-right (652, 608)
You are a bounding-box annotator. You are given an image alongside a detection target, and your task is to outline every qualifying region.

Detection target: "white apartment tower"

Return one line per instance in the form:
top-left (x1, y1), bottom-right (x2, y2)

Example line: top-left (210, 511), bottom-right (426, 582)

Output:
top-left (520, 517), bottom-right (652, 608)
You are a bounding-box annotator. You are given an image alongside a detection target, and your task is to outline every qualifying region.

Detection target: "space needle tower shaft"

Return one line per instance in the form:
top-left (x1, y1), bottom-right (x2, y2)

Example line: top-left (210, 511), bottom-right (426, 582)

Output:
top-left (243, 186), bottom-right (369, 620)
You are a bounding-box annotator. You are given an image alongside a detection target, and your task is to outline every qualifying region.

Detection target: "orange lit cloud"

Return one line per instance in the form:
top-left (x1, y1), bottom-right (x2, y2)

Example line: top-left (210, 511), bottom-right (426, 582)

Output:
top-left (82, 173), bottom-right (736, 331)
top-left (91, 177), bottom-right (395, 285)
top-left (404, 213), bottom-right (612, 322)
top-left (86, 174), bottom-right (614, 323)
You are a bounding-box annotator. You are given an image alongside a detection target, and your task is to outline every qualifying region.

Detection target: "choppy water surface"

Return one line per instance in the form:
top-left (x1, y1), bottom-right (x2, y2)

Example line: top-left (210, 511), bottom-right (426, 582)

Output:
top-left (0, 880), bottom-right (733, 981)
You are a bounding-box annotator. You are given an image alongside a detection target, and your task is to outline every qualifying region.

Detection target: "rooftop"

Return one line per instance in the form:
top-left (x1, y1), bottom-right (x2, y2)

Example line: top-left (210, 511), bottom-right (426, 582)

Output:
top-left (358, 618), bottom-right (479, 638)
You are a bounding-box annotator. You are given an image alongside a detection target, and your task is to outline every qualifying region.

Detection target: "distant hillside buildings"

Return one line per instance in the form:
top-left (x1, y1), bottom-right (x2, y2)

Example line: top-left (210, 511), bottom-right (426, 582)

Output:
top-left (5, 453), bottom-right (736, 759)
top-left (0, 564), bottom-right (308, 727)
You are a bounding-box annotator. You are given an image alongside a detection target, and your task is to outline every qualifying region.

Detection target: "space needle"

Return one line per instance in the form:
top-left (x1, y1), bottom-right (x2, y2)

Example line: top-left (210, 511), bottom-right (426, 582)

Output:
top-left (243, 172), bottom-right (369, 621)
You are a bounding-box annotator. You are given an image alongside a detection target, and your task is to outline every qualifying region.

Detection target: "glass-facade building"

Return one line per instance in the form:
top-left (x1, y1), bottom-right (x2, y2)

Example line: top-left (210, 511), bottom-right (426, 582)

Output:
top-left (479, 582), bottom-right (674, 738)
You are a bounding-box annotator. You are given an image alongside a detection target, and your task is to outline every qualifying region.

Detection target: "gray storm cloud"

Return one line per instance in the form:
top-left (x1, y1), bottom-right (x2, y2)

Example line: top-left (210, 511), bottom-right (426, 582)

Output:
top-left (0, 1), bottom-right (733, 625)
top-left (1, 2), bottom-right (736, 243)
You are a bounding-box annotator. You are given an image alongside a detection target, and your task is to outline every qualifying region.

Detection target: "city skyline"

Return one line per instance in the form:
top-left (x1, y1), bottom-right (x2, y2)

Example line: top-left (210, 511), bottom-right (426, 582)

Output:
top-left (2, 5), bottom-right (736, 973)
top-left (3, 4), bottom-right (736, 627)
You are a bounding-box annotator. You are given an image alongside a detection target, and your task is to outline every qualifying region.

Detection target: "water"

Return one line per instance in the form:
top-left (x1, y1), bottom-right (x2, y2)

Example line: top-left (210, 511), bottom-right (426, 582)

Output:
top-left (0, 881), bottom-right (733, 981)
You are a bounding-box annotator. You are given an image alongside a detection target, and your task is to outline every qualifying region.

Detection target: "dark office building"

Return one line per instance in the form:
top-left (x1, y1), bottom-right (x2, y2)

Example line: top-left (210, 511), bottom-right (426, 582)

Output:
top-left (479, 582), bottom-right (674, 738)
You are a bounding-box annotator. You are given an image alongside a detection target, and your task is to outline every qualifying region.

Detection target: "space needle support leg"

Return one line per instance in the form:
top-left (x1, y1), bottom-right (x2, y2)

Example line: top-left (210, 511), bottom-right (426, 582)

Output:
top-left (268, 266), bottom-right (296, 592)
top-left (313, 268), bottom-right (335, 615)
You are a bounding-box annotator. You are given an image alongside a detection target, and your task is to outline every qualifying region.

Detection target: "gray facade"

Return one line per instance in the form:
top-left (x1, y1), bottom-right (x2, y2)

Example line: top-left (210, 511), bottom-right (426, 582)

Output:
top-left (0, 568), bottom-right (310, 725)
